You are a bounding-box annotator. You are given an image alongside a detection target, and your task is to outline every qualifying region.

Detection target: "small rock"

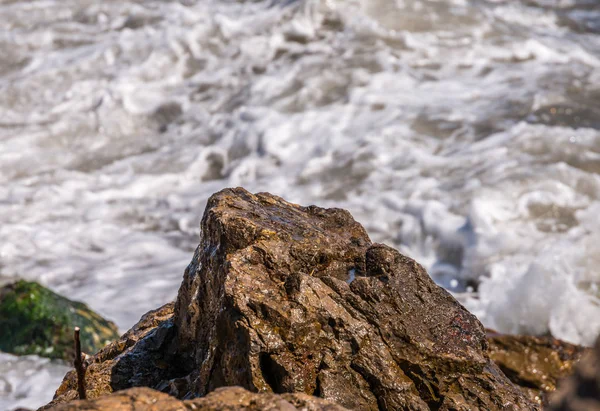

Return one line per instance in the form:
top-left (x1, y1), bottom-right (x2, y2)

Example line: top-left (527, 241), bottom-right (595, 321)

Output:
top-left (0, 281), bottom-right (119, 361)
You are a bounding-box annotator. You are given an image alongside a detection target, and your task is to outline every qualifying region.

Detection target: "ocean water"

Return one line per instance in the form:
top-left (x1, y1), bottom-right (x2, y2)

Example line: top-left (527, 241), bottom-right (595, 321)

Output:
top-left (1, 0), bottom-right (599, 408)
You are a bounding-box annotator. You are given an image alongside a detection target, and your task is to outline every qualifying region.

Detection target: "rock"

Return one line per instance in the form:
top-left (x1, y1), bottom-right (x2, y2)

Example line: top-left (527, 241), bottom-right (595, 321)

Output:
top-left (49, 386), bottom-right (348, 410)
top-left (548, 335), bottom-right (600, 411)
top-left (171, 188), bottom-right (536, 409)
top-left (0, 280), bottom-right (119, 361)
top-left (46, 188), bottom-right (538, 410)
top-left (487, 331), bottom-right (588, 406)
top-left (41, 303), bottom-right (176, 409)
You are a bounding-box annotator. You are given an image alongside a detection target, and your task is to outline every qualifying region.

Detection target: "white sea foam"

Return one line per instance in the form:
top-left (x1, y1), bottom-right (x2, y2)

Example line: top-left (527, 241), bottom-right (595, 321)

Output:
top-left (1, 0), bottom-right (599, 408)
top-left (0, 353), bottom-right (70, 411)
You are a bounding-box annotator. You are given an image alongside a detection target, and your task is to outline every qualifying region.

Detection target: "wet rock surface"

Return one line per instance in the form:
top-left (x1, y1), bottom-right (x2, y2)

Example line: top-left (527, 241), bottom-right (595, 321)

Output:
top-left (549, 335), bottom-right (600, 411)
top-left (41, 303), bottom-right (176, 409)
top-left (171, 188), bottom-right (536, 410)
top-left (487, 331), bottom-right (588, 406)
top-left (49, 386), bottom-right (347, 410)
top-left (0, 280), bottom-right (119, 361)
top-left (46, 188), bottom-right (540, 410)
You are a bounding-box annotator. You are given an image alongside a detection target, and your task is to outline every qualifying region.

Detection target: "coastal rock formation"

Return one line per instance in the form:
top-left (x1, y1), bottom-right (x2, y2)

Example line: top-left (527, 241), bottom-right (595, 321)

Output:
top-left (46, 188), bottom-right (539, 410)
top-left (487, 331), bottom-right (588, 406)
top-left (50, 386), bottom-right (348, 410)
top-left (549, 335), bottom-right (600, 411)
top-left (0, 280), bottom-right (119, 361)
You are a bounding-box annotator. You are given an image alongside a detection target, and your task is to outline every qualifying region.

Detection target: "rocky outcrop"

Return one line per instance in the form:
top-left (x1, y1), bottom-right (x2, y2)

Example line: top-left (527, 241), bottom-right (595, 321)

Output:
top-left (50, 386), bottom-right (348, 410)
top-left (46, 188), bottom-right (539, 410)
top-left (487, 331), bottom-right (588, 406)
top-left (0, 280), bottom-right (119, 361)
top-left (549, 335), bottom-right (600, 411)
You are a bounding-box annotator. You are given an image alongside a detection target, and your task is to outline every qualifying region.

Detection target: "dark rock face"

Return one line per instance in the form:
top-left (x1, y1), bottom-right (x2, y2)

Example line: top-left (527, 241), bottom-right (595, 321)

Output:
top-left (50, 386), bottom-right (348, 410)
top-left (549, 335), bottom-right (600, 411)
top-left (487, 332), bottom-right (588, 406)
top-left (46, 188), bottom-right (539, 410)
top-left (0, 280), bottom-right (119, 360)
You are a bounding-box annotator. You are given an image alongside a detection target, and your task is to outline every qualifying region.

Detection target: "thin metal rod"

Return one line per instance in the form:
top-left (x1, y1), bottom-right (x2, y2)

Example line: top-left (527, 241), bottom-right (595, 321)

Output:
top-left (74, 327), bottom-right (87, 400)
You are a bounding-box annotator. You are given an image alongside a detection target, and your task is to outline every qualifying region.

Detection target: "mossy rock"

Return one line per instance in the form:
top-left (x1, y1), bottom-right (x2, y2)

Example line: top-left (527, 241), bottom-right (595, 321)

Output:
top-left (0, 280), bottom-right (120, 360)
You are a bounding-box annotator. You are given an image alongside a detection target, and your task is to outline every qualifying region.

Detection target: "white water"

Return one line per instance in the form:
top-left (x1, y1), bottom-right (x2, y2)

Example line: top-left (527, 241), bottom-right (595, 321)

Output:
top-left (1, 0), bottom-right (599, 408)
top-left (0, 353), bottom-right (69, 410)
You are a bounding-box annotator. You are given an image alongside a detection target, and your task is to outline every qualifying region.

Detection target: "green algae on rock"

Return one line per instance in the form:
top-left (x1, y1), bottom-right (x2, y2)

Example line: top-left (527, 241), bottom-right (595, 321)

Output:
top-left (0, 280), bottom-right (119, 360)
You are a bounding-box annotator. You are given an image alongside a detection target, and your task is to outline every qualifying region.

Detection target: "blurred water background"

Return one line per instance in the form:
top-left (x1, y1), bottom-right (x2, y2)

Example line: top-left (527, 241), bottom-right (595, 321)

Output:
top-left (1, 0), bottom-right (599, 408)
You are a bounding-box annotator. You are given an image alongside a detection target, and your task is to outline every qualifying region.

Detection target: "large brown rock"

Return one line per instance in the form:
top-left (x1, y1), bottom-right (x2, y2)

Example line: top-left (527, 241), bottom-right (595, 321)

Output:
top-left (49, 386), bottom-right (347, 410)
top-left (549, 335), bottom-right (600, 411)
top-left (45, 188), bottom-right (538, 410)
top-left (487, 331), bottom-right (588, 406)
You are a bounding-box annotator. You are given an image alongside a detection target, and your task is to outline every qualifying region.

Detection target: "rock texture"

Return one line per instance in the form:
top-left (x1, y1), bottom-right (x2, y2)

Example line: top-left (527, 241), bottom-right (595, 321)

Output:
top-left (0, 280), bottom-right (119, 360)
top-left (50, 386), bottom-right (347, 410)
top-left (172, 188), bottom-right (536, 410)
top-left (42, 303), bottom-right (177, 409)
top-left (549, 335), bottom-right (600, 411)
top-left (46, 188), bottom-right (539, 410)
top-left (487, 331), bottom-right (588, 406)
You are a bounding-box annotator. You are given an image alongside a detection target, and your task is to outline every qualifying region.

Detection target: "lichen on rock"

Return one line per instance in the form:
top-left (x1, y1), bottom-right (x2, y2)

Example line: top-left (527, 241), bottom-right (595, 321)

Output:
top-left (0, 280), bottom-right (119, 361)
